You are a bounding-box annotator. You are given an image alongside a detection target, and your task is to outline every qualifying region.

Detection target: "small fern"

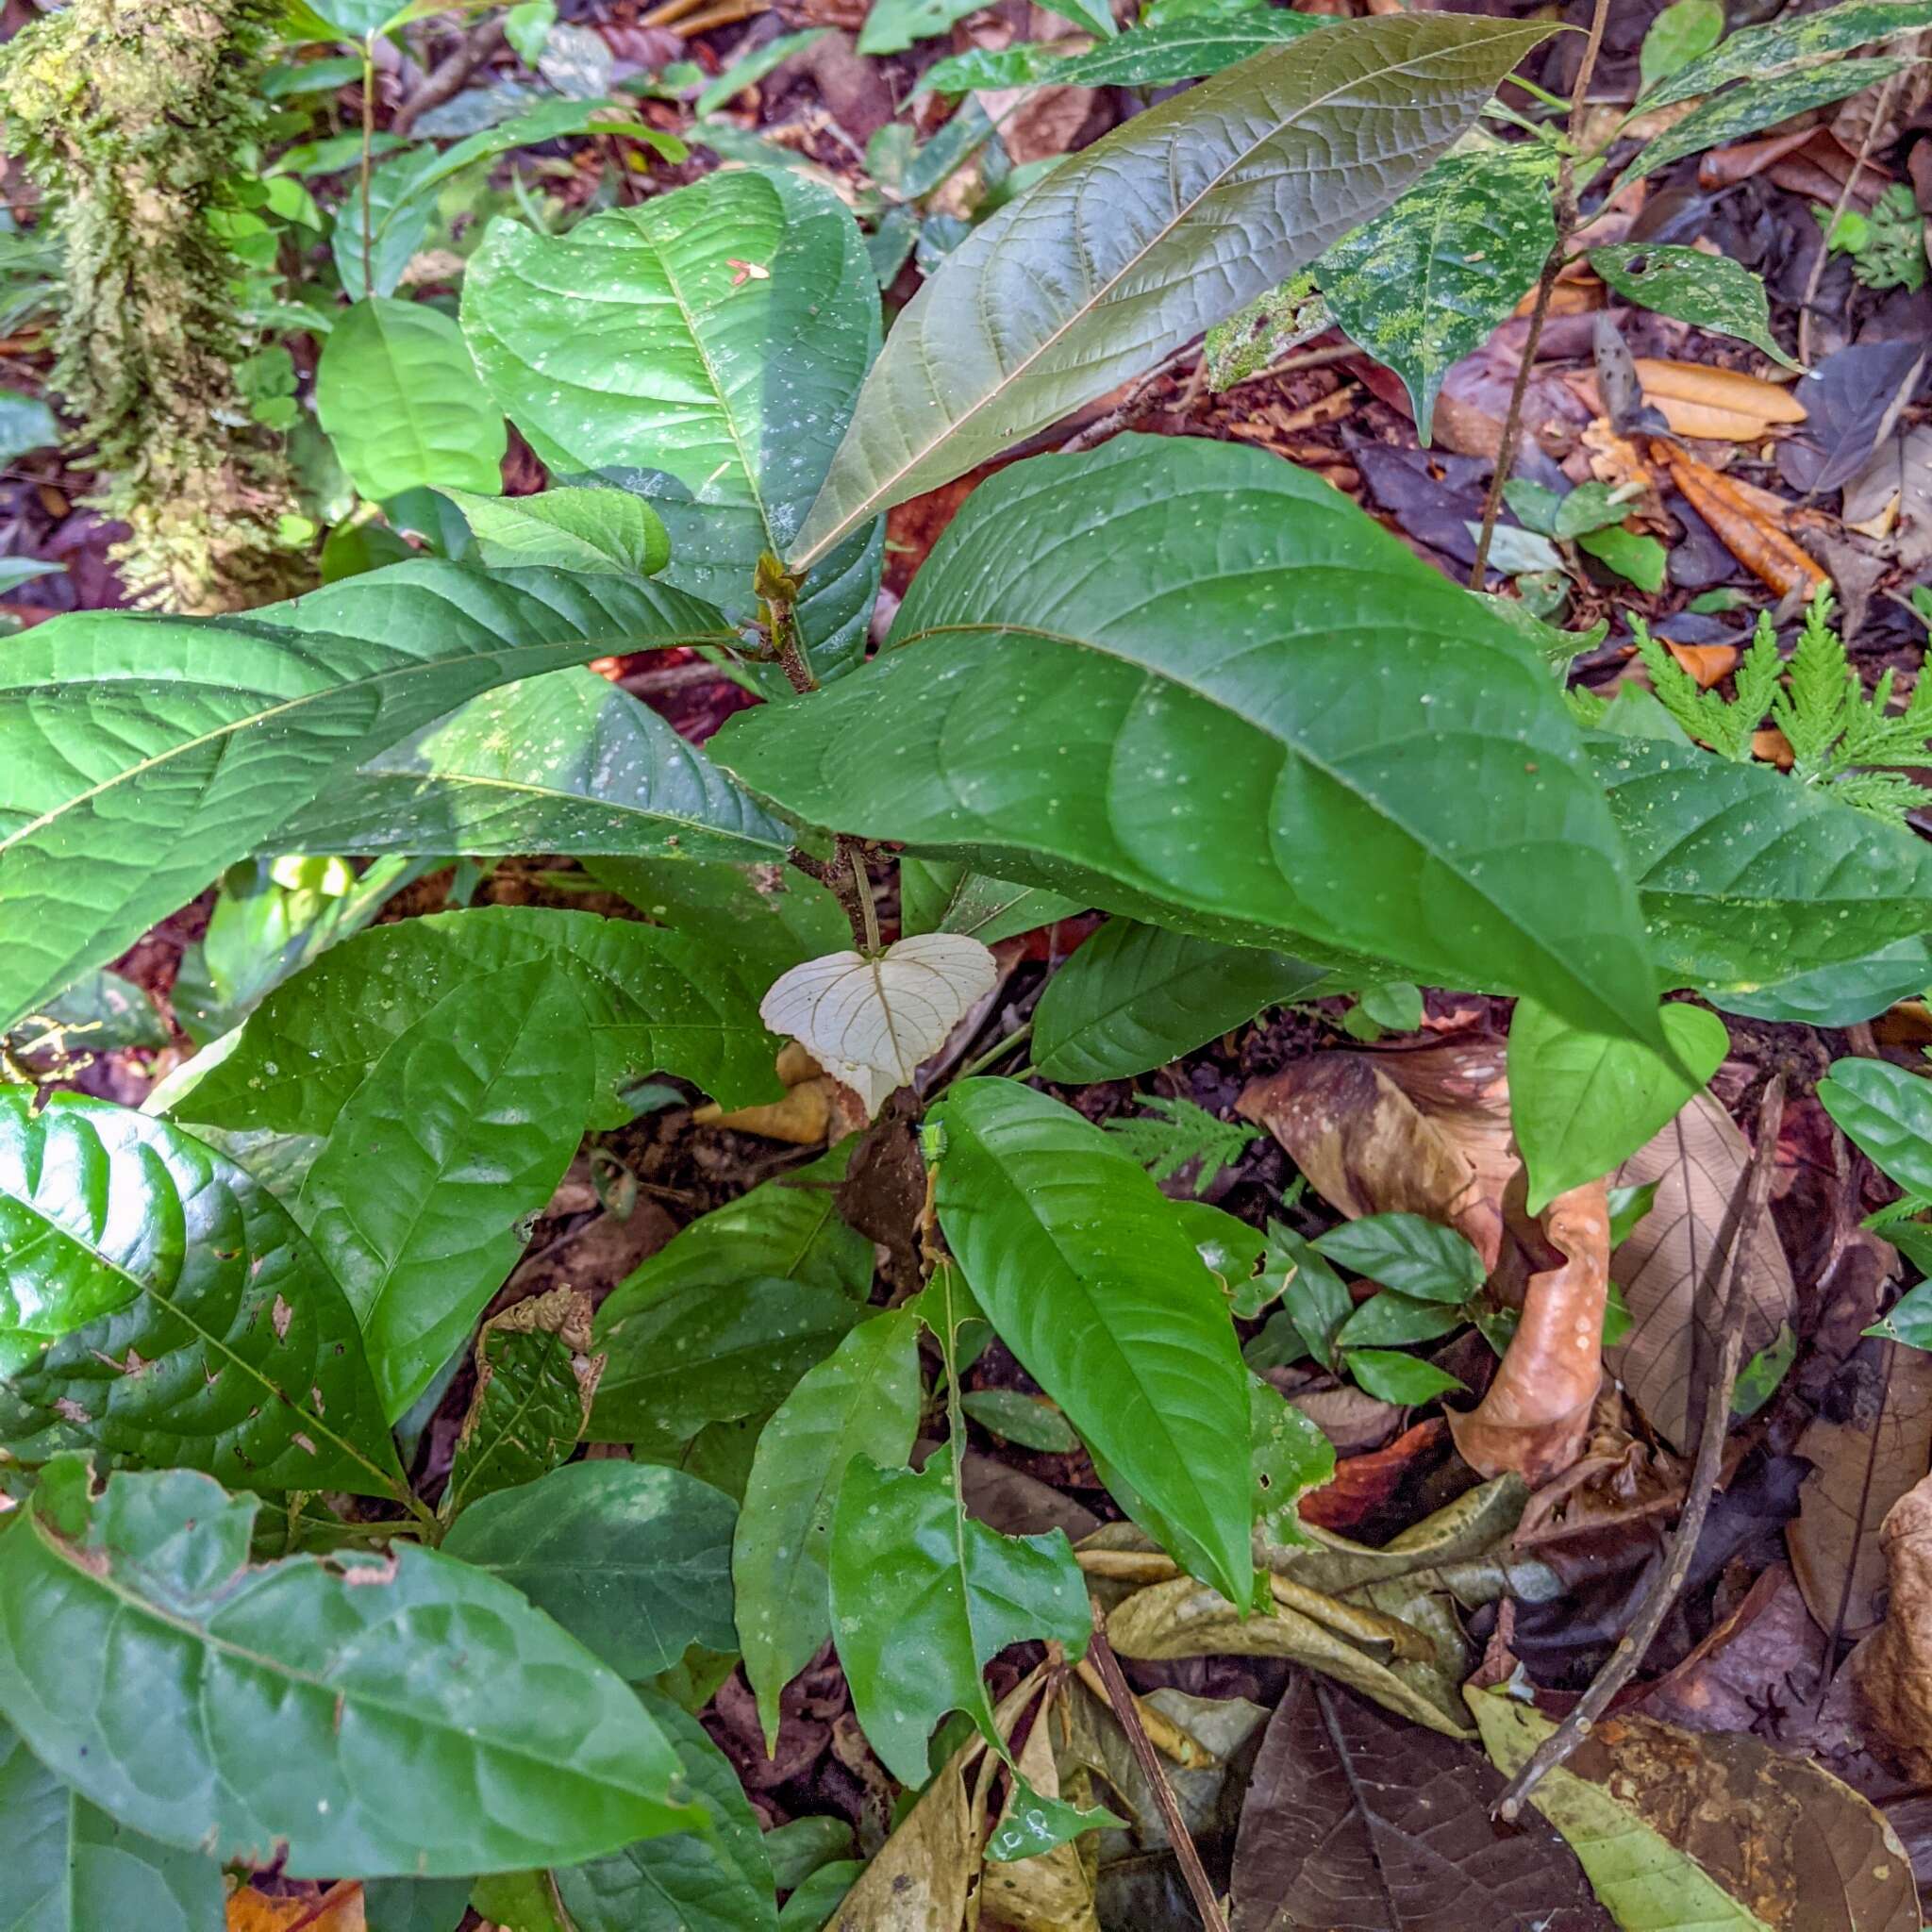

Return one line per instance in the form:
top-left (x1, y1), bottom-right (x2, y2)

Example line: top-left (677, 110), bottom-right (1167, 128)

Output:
top-left (1105, 1095), bottom-right (1258, 1194)
top-left (1633, 587), bottom-right (1932, 824)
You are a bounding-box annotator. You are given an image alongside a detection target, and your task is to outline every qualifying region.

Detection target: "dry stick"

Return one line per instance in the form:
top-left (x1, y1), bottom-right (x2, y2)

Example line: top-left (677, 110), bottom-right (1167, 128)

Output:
top-left (1493, 1072), bottom-right (1788, 1822)
top-left (1469, 0), bottom-right (1614, 586)
top-left (1088, 1607), bottom-right (1233, 1932)
top-left (1796, 69), bottom-right (1903, 366)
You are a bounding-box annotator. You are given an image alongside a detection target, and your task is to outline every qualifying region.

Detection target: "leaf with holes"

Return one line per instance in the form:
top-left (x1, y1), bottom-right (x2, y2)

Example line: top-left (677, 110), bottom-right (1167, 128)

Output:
top-left (1590, 245), bottom-right (1798, 372)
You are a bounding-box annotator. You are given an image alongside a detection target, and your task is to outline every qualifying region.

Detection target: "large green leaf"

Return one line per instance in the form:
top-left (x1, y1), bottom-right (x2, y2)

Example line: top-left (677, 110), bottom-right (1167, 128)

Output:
top-left (1596, 739), bottom-right (1932, 992)
top-left (735, 1309), bottom-right (924, 1744)
top-left (924, 11), bottom-right (1324, 93)
top-left (315, 297), bottom-right (507, 500)
top-left (898, 859), bottom-right (1085, 946)
top-left (1033, 919), bottom-right (1328, 1084)
top-left (1588, 244), bottom-right (1797, 371)
top-left (1640, 0), bottom-right (1932, 108)
top-left (587, 855), bottom-right (849, 979)
top-left (0, 1091), bottom-right (405, 1500)
top-left (0, 1460), bottom-right (703, 1878)
top-left (930, 1078), bottom-right (1252, 1603)
top-left (464, 169), bottom-right (881, 675)
top-left (441, 1460), bottom-right (739, 1679)
top-left (1819, 1057), bottom-right (1932, 1198)
top-left (0, 1719), bottom-right (224, 1932)
top-left (827, 1444), bottom-right (1091, 1787)
top-left (722, 437), bottom-right (1660, 1046)
top-left (441, 487), bottom-right (671, 576)
top-left (1322, 139), bottom-right (1557, 443)
top-left (553, 1694), bottom-right (777, 1932)
top-left (171, 906), bottom-right (781, 1135)
top-left (0, 561), bottom-right (729, 1033)
top-left (298, 958), bottom-right (594, 1420)
top-left (787, 14), bottom-right (1553, 566)
top-left (275, 671), bottom-right (793, 862)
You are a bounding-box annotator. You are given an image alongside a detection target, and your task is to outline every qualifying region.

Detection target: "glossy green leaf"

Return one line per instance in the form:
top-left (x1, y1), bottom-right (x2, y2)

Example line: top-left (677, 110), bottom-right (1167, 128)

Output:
top-left (554, 1693), bottom-right (777, 1932)
top-left (1510, 997), bottom-right (1728, 1214)
top-left (961, 1390), bottom-right (1081, 1454)
top-left (1711, 937), bottom-right (1932, 1026)
top-left (1323, 139), bottom-right (1557, 441)
top-left (0, 1718), bottom-right (225, 1932)
top-left (775, 1864), bottom-right (863, 1931)
top-left (722, 438), bottom-right (1660, 1048)
top-left (6, 968), bottom-right (167, 1053)
top-left (735, 1309), bottom-right (923, 1745)
top-left (1345, 1349), bottom-right (1465, 1405)
top-left (1033, 919), bottom-right (1328, 1083)
top-left (0, 1460), bottom-right (703, 1877)
top-left (1641, 0), bottom-right (1932, 108)
top-left (859, 0), bottom-right (989, 54)
top-left (898, 859), bottom-right (1086, 945)
top-left (316, 297), bottom-right (507, 500)
top-left (695, 28), bottom-right (827, 113)
top-left (1595, 739), bottom-right (1932, 992)
top-left (0, 1091), bottom-right (404, 1499)
top-left (1589, 243), bottom-right (1798, 371)
top-left (1638, 0), bottom-right (1724, 93)
top-left (1250, 1374), bottom-right (1334, 1544)
top-left (441, 487), bottom-right (670, 576)
top-left (464, 169), bottom-right (881, 675)
top-left (827, 1444), bottom-right (1090, 1786)
top-left (1577, 525), bottom-right (1667, 592)
top-left (1620, 58), bottom-right (1911, 187)
top-left (789, 14), bottom-right (1555, 565)
top-left (1271, 1224), bottom-right (1354, 1368)
top-left (1820, 1058), bottom-right (1932, 1198)
top-left (469, 1871), bottom-right (572, 1932)
top-left (0, 561), bottom-right (728, 1034)
top-left (931, 1078), bottom-right (1253, 1603)
top-left (275, 670), bottom-right (793, 863)
top-left (441, 1459), bottom-right (739, 1679)
top-left (173, 906), bottom-right (780, 1136)
top-left (363, 1877), bottom-right (473, 1932)
top-left (299, 958), bottom-right (593, 1419)
top-left (1336, 1291), bottom-right (1465, 1348)
top-left (587, 855), bottom-right (849, 978)
top-left (1312, 1212), bottom-right (1485, 1303)
top-left (1874, 1277), bottom-right (1932, 1349)
top-left (922, 13), bottom-right (1324, 92)
top-left (1174, 1199), bottom-right (1269, 1308)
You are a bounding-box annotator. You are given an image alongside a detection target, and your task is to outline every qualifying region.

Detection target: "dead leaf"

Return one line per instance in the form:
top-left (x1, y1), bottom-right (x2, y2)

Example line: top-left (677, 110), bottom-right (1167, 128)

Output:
top-left (979, 1681), bottom-right (1103, 1932)
top-left (227, 1886), bottom-right (365, 1932)
top-left (1657, 441), bottom-right (1834, 596)
top-left (1607, 1091), bottom-right (1798, 1451)
top-left (1297, 1417), bottom-right (1452, 1534)
top-left (1637, 357), bottom-right (1808, 425)
top-left (1229, 1674), bottom-right (1611, 1932)
top-left (1853, 1468), bottom-right (1932, 1782)
top-left (1641, 1560), bottom-right (1829, 1737)
top-left (697, 1076), bottom-right (840, 1143)
top-left (1789, 1341), bottom-right (1932, 1640)
top-left (1665, 640), bottom-right (1740, 688)
top-left (1449, 1182), bottom-right (1608, 1485)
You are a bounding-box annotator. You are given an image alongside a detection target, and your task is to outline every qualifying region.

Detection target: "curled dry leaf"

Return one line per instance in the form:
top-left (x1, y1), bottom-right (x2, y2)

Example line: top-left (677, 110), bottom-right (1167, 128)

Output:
top-left (695, 1042), bottom-right (868, 1143)
top-left (1607, 1090), bottom-right (1796, 1452)
top-left (1654, 441), bottom-right (1833, 598)
top-left (979, 1678), bottom-right (1103, 1932)
top-left (227, 1887), bottom-right (365, 1932)
top-left (760, 932), bottom-right (999, 1118)
top-left (1853, 1468), bottom-right (1932, 1783)
top-left (1634, 357), bottom-right (1808, 438)
top-left (1449, 1182), bottom-right (1608, 1486)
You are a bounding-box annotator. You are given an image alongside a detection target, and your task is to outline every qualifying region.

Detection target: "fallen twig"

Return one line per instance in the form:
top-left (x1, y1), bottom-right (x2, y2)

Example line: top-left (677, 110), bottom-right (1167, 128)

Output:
top-left (1493, 1073), bottom-right (1788, 1821)
top-left (1797, 70), bottom-right (1901, 366)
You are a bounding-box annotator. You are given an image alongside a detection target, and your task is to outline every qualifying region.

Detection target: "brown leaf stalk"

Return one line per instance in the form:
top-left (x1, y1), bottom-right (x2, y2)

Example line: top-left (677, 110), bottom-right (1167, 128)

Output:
top-left (1797, 70), bottom-right (1902, 367)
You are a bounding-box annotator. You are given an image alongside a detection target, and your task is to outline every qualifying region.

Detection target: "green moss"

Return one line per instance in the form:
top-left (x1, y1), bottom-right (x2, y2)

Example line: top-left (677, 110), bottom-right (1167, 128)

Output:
top-left (0, 0), bottom-right (311, 610)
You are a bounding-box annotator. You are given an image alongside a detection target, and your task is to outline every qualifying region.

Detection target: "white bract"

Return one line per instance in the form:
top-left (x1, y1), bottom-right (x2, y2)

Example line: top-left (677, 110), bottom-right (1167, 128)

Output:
top-left (760, 933), bottom-right (999, 1117)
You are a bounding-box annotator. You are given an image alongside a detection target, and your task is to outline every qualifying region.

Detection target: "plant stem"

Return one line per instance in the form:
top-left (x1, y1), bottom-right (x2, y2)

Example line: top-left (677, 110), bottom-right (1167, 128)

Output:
top-left (359, 35), bottom-right (376, 298)
top-left (1797, 69), bottom-right (1900, 365)
top-left (1087, 1607), bottom-right (1232, 1932)
top-left (1493, 1072), bottom-right (1787, 1820)
top-left (954, 1021), bottom-right (1033, 1084)
top-left (1470, 0), bottom-right (1613, 586)
top-left (851, 849), bottom-right (881, 955)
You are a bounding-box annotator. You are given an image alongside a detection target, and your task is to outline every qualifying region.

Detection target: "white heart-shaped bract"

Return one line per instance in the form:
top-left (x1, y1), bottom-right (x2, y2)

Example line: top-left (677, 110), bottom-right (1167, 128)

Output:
top-left (759, 932), bottom-right (999, 1118)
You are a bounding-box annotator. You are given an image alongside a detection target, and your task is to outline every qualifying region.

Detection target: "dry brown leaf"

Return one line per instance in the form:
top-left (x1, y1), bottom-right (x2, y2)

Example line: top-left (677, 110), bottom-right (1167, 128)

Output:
top-left (1635, 358), bottom-right (1808, 423)
top-left (1606, 1091), bottom-right (1797, 1452)
top-left (979, 1685), bottom-right (1102, 1932)
top-left (830, 1719), bottom-right (985, 1929)
top-left (1665, 640), bottom-right (1740, 688)
top-left (1582, 419), bottom-right (1657, 491)
top-left (1641, 1559), bottom-right (1829, 1736)
top-left (1449, 1182), bottom-right (1609, 1485)
top-left (1789, 1341), bottom-right (1932, 1640)
top-left (1853, 1468), bottom-right (1932, 1782)
top-left (227, 1886), bottom-right (364, 1932)
top-left (1656, 441), bottom-right (1833, 597)
top-left (1754, 724), bottom-right (1798, 770)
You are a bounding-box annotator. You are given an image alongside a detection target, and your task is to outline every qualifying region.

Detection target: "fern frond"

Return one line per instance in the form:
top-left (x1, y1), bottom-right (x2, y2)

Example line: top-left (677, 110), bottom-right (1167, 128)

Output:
top-left (1825, 768), bottom-right (1923, 824)
top-left (1104, 1095), bottom-right (1258, 1195)
top-left (1770, 587), bottom-right (1852, 772)
top-left (1633, 617), bottom-right (1761, 760)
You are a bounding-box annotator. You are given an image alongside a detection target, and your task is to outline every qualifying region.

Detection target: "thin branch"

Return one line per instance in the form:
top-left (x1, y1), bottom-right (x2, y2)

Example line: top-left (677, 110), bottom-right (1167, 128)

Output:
top-left (391, 17), bottom-right (507, 138)
top-left (1088, 1607), bottom-right (1233, 1932)
top-left (1471, 0), bottom-right (1614, 585)
top-left (1796, 70), bottom-right (1901, 366)
top-left (1494, 1073), bottom-right (1788, 1820)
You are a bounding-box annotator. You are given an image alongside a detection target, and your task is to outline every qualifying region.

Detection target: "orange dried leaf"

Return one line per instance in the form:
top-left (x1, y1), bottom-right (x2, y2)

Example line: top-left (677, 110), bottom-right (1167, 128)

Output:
top-left (1753, 725), bottom-right (1796, 770)
top-left (1656, 442), bottom-right (1831, 598)
top-left (693, 1074), bottom-right (862, 1143)
top-left (1664, 641), bottom-right (1740, 689)
top-left (228, 1886), bottom-right (365, 1932)
top-left (1634, 358), bottom-right (1807, 423)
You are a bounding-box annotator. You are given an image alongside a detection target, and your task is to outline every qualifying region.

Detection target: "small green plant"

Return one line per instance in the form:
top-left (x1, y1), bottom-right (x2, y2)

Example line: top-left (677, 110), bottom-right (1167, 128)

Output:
top-left (1105, 1094), bottom-right (1260, 1192)
top-left (1819, 182), bottom-right (1929, 292)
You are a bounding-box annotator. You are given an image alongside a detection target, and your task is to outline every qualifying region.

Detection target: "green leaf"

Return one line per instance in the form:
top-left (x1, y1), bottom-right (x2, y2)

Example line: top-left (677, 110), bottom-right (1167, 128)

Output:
top-left (859, 0), bottom-right (991, 54)
top-left (0, 560), bottom-right (728, 1033)
top-left (553, 1692), bottom-right (777, 1932)
top-left (931, 1078), bottom-right (1253, 1604)
top-left (720, 437), bottom-right (1661, 1050)
top-left (1322, 139), bottom-right (1557, 442)
top-left (441, 487), bottom-right (670, 575)
top-left (775, 1862), bottom-right (862, 1931)
top-left (921, 15), bottom-right (1324, 96)
top-left (1345, 1349), bottom-right (1465, 1405)
top-left (1509, 997), bottom-right (1728, 1214)
top-left (1589, 243), bottom-right (1798, 371)
top-left (469, 1871), bottom-right (572, 1932)
top-left (735, 1309), bottom-right (924, 1745)
top-left (961, 1389), bottom-right (1081, 1454)
top-left (587, 855), bottom-right (849, 979)
top-left (695, 28), bottom-right (827, 113)
top-left (985, 1774), bottom-right (1122, 1861)
top-left (1712, 936), bottom-right (1932, 1027)
top-left (1174, 1199), bottom-right (1270, 1308)
top-left (0, 1717), bottom-right (225, 1932)
top-left (1595, 739), bottom-right (1932, 991)
top-left (0, 1459), bottom-right (703, 1877)
top-left (1620, 58), bottom-right (1913, 187)
top-left (1250, 1374), bottom-right (1335, 1544)
top-left (1607, 1181), bottom-right (1657, 1248)
top-left (441, 1459), bottom-right (739, 1679)
top-left (1032, 919), bottom-right (1328, 1083)
top-left (898, 859), bottom-right (1086, 945)
top-left (363, 1877), bottom-right (474, 1932)
top-left (1105, 1094), bottom-right (1258, 1194)
top-left (275, 670), bottom-right (793, 863)
top-left (1641, 0), bottom-right (1932, 108)
top-left (1336, 1291), bottom-right (1466, 1348)
top-left (464, 170), bottom-right (882, 676)
top-left (298, 958), bottom-right (593, 1419)
top-left (171, 906), bottom-right (780, 1136)
top-left (0, 1091), bottom-right (405, 1500)
top-left (1638, 0), bottom-right (1724, 93)
top-left (1269, 1223), bottom-right (1354, 1367)
top-left (788, 13), bottom-right (1556, 565)
top-left (1577, 524), bottom-right (1667, 591)
top-left (763, 1818), bottom-right (856, 1892)
top-left (1873, 1276), bottom-right (1932, 1349)
top-left (317, 298), bottom-right (507, 500)
top-left (6, 968), bottom-right (166, 1053)
top-left (1311, 1212), bottom-right (1485, 1303)
top-left (0, 388), bottom-right (57, 468)
top-left (1820, 1058), bottom-right (1932, 1198)
top-left (827, 1443), bottom-right (1091, 1786)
